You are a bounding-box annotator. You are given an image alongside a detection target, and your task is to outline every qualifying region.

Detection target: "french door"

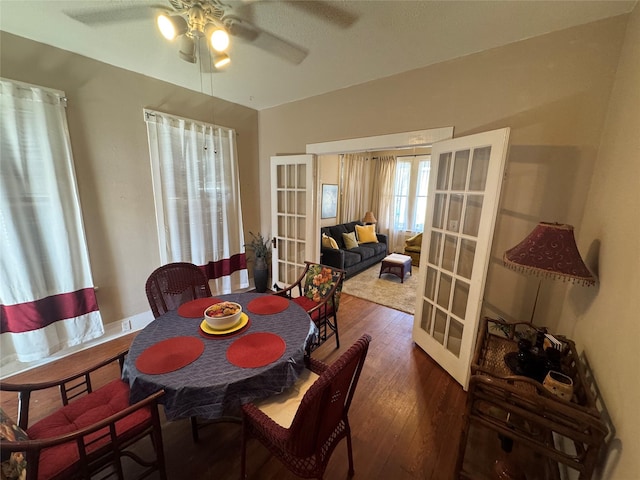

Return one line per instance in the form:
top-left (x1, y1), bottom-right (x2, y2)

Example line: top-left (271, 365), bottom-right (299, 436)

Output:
top-left (270, 155), bottom-right (317, 288)
top-left (412, 128), bottom-right (510, 389)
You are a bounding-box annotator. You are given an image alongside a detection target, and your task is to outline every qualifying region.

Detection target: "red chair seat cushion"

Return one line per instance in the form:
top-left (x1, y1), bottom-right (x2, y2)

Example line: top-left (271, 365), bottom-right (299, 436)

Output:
top-left (26, 379), bottom-right (151, 480)
top-left (292, 297), bottom-right (334, 322)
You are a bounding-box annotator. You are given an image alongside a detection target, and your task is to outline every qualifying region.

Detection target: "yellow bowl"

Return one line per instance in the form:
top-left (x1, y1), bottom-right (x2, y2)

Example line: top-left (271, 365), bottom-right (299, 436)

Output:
top-left (204, 301), bottom-right (242, 330)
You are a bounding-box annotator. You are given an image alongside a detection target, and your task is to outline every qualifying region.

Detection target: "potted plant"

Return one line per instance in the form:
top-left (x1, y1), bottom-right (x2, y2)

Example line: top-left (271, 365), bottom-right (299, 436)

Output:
top-left (245, 232), bottom-right (270, 292)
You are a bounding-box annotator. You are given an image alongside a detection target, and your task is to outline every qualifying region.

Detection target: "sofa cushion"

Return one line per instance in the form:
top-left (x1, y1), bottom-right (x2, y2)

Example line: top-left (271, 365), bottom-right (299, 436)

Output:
top-left (362, 241), bottom-right (386, 256)
top-left (350, 246), bottom-right (376, 261)
top-left (342, 232), bottom-right (359, 250)
top-left (355, 224), bottom-right (378, 244)
top-left (342, 250), bottom-right (362, 268)
top-left (328, 225), bottom-right (348, 249)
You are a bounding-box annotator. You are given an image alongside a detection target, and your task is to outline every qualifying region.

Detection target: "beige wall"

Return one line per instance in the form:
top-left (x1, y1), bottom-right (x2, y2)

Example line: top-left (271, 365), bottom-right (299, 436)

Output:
top-left (260, 16), bottom-right (627, 330)
top-left (0, 32), bottom-right (260, 327)
top-left (558, 4), bottom-right (640, 479)
top-left (259, 14), bottom-right (636, 478)
top-left (318, 154), bottom-right (340, 227)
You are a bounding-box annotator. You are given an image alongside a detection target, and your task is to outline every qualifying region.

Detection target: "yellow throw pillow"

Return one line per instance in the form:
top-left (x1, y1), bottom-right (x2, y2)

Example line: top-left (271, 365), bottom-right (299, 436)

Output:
top-left (321, 233), bottom-right (339, 250)
top-left (355, 224), bottom-right (378, 244)
top-left (342, 232), bottom-right (359, 249)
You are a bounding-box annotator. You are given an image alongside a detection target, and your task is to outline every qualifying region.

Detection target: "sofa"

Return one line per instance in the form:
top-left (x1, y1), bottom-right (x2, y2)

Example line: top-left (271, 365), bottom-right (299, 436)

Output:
top-left (320, 221), bottom-right (388, 278)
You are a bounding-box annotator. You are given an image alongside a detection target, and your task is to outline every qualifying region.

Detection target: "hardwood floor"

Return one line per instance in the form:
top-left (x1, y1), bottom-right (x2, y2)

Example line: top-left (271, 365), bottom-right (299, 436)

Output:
top-left (0, 294), bottom-right (469, 480)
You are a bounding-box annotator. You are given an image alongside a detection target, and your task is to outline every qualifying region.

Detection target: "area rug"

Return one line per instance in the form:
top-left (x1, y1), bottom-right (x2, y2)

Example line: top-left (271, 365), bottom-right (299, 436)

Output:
top-left (342, 264), bottom-right (419, 314)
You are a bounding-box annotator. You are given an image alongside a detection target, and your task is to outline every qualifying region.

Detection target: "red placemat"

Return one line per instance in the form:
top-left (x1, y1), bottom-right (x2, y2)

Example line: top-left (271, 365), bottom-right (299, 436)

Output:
top-left (246, 295), bottom-right (290, 315)
top-left (136, 336), bottom-right (204, 374)
top-left (226, 332), bottom-right (286, 368)
top-left (177, 297), bottom-right (222, 318)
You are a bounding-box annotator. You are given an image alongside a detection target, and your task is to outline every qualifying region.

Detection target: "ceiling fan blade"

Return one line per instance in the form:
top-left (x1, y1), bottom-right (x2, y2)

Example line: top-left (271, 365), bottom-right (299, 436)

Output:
top-left (284, 0), bottom-right (358, 28)
top-left (64, 4), bottom-right (166, 26)
top-left (226, 16), bottom-right (308, 65)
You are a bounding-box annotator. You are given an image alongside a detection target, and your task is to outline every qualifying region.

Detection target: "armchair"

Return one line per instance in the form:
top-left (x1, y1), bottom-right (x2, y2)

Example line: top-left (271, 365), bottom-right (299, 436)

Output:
top-left (0, 350), bottom-right (166, 480)
top-left (404, 232), bottom-right (423, 266)
top-left (274, 261), bottom-right (345, 351)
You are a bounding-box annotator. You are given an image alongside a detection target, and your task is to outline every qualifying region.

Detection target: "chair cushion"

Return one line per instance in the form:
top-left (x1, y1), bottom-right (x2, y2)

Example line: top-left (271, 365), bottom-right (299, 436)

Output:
top-left (405, 245), bottom-right (421, 253)
top-left (254, 368), bottom-right (320, 428)
top-left (293, 297), bottom-right (335, 322)
top-left (355, 224), bottom-right (378, 244)
top-left (26, 379), bottom-right (152, 480)
top-left (0, 408), bottom-right (28, 480)
top-left (342, 232), bottom-right (359, 249)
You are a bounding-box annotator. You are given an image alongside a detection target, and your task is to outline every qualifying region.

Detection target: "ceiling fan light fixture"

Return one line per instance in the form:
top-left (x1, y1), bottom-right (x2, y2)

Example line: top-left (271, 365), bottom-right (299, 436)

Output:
top-left (213, 53), bottom-right (231, 69)
top-left (178, 35), bottom-right (196, 63)
top-left (157, 14), bottom-right (187, 40)
top-left (208, 27), bottom-right (230, 52)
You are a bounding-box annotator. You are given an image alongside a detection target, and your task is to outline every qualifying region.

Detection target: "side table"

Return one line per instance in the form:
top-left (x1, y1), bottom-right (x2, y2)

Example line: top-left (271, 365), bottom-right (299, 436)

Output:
top-left (456, 317), bottom-right (608, 480)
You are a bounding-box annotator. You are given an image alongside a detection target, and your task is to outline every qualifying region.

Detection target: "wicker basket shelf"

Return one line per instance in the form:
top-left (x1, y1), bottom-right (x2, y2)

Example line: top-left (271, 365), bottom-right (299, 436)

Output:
top-left (456, 317), bottom-right (608, 480)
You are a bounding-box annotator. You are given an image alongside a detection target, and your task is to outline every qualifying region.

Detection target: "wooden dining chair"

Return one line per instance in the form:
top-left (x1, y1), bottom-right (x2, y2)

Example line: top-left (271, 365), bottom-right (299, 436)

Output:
top-left (145, 261), bottom-right (212, 442)
top-left (0, 350), bottom-right (166, 480)
top-left (240, 334), bottom-right (372, 479)
top-left (145, 262), bottom-right (212, 318)
top-left (274, 261), bottom-right (345, 351)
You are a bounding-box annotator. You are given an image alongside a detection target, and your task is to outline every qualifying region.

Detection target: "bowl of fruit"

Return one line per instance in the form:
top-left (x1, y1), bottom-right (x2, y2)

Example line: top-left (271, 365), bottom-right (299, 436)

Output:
top-left (204, 301), bottom-right (243, 330)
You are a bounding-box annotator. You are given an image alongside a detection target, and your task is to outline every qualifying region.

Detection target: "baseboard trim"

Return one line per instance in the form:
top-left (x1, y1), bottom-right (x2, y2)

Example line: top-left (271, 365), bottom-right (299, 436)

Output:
top-left (0, 311), bottom-right (154, 380)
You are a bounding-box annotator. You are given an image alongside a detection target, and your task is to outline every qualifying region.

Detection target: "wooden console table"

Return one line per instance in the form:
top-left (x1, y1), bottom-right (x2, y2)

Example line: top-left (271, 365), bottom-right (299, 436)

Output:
top-left (456, 317), bottom-right (608, 480)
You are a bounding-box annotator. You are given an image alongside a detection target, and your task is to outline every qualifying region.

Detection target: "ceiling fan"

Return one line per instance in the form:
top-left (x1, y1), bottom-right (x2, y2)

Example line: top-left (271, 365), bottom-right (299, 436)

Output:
top-left (64, 0), bottom-right (358, 69)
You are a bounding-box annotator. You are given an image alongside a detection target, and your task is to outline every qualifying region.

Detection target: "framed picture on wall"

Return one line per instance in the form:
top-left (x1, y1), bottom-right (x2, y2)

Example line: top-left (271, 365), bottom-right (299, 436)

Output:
top-left (321, 184), bottom-right (338, 219)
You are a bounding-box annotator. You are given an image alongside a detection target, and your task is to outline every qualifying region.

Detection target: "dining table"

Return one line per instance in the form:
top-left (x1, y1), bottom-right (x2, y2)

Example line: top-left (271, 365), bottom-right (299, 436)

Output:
top-left (122, 292), bottom-right (318, 421)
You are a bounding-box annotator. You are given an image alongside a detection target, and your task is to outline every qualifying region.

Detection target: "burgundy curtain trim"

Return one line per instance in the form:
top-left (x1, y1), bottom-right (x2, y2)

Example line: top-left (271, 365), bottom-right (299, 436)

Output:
top-left (200, 253), bottom-right (247, 280)
top-left (1, 288), bottom-right (99, 334)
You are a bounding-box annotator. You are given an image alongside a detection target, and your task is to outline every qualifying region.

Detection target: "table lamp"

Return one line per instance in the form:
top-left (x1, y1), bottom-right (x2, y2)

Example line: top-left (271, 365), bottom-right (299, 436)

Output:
top-left (362, 211), bottom-right (377, 225)
top-left (503, 222), bottom-right (595, 325)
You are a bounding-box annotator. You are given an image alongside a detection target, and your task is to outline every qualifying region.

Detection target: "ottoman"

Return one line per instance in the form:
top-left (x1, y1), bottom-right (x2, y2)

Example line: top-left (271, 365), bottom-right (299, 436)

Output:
top-left (379, 253), bottom-right (412, 283)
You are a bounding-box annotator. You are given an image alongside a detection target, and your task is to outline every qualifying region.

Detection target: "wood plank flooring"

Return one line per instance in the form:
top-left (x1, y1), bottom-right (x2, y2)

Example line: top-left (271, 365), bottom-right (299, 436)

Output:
top-left (1, 294), bottom-right (470, 480)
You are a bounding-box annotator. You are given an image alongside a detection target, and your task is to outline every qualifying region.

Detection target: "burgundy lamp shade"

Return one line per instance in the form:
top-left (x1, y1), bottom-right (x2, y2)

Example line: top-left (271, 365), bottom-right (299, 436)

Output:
top-left (503, 222), bottom-right (595, 287)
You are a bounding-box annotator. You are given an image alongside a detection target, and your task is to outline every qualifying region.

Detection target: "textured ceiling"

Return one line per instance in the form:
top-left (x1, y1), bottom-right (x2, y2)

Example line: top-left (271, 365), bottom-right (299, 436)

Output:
top-left (0, 0), bottom-right (636, 110)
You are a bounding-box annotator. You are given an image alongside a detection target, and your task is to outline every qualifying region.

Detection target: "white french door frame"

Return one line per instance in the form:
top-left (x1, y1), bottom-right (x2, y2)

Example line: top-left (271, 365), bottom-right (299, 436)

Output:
top-left (412, 128), bottom-right (510, 389)
top-left (270, 155), bottom-right (317, 288)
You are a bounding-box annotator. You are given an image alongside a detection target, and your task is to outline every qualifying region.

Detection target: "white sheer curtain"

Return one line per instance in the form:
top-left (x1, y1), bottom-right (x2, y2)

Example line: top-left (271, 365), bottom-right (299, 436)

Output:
top-left (371, 155), bottom-right (401, 250)
top-left (339, 153), bottom-right (372, 222)
top-left (0, 79), bottom-right (104, 364)
top-left (144, 109), bottom-right (248, 294)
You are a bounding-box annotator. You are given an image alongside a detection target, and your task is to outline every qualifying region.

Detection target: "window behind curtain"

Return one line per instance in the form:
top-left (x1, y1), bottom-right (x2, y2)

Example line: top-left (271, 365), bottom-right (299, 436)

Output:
top-left (392, 155), bottom-right (431, 233)
top-left (0, 78), bottom-right (103, 363)
top-left (144, 109), bottom-right (248, 294)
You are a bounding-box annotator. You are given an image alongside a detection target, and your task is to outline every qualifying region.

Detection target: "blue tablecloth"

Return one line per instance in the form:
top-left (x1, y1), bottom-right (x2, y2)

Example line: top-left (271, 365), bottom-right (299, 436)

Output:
top-left (122, 292), bottom-right (317, 420)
